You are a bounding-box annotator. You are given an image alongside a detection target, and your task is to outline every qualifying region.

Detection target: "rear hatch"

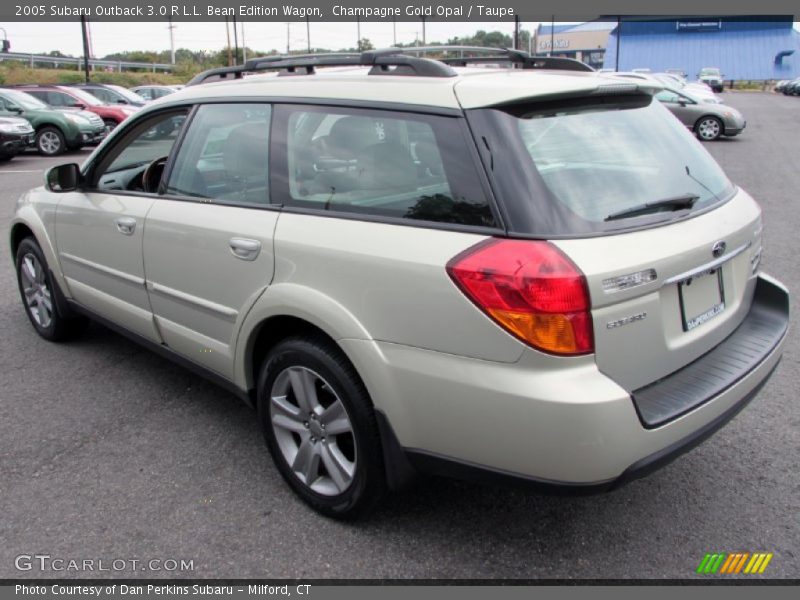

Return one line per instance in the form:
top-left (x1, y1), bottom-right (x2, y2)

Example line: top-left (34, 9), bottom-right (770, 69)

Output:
top-left (555, 191), bottom-right (762, 390)
top-left (463, 87), bottom-right (764, 391)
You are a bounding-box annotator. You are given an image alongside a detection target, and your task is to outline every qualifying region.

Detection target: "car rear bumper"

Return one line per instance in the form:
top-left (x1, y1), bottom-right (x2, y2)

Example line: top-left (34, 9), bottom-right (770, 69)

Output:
top-left (345, 273), bottom-right (789, 490)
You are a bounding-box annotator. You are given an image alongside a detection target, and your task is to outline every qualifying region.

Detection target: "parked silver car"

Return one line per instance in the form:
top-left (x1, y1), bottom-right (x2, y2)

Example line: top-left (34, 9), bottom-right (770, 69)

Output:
top-left (10, 49), bottom-right (787, 519)
top-left (656, 88), bottom-right (745, 140)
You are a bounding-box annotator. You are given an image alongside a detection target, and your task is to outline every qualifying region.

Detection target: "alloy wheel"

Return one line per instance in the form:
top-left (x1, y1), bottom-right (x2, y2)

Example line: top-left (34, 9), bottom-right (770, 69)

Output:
top-left (19, 253), bottom-right (53, 328)
top-left (39, 131), bottom-right (61, 154)
top-left (269, 366), bottom-right (357, 496)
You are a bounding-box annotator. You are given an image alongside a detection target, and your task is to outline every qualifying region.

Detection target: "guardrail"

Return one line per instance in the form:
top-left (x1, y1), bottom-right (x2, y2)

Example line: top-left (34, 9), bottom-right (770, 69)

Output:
top-left (0, 51), bottom-right (174, 72)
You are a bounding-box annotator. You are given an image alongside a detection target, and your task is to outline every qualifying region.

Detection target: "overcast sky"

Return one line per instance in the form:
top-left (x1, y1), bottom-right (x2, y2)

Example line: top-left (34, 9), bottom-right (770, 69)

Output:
top-left (0, 21), bottom-right (530, 57)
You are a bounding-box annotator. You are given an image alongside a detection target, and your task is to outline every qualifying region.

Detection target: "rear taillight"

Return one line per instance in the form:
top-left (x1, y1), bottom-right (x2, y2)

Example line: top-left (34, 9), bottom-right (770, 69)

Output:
top-left (447, 239), bottom-right (594, 356)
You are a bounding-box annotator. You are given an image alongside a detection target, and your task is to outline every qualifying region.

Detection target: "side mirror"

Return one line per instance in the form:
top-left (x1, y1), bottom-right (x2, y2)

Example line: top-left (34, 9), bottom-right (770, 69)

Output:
top-left (46, 163), bottom-right (81, 193)
top-left (7, 104), bottom-right (23, 113)
top-left (116, 99), bottom-right (127, 104)
top-left (73, 102), bottom-right (86, 109)
top-left (678, 100), bottom-right (687, 107)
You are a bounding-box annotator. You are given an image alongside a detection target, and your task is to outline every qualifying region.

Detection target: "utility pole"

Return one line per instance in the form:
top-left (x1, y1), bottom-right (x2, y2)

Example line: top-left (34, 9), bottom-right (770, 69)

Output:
top-left (357, 17), bottom-right (360, 51)
top-left (392, 18), bottom-right (396, 46)
top-left (286, 22), bottom-right (290, 54)
top-left (615, 16), bottom-right (621, 71)
top-left (225, 17), bottom-right (232, 66)
top-left (80, 16), bottom-right (91, 82)
top-left (514, 15), bottom-right (520, 50)
top-left (549, 15), bottom-right (554, 57)
top-left (241, 21), bottom-right (247, 62)
top-left (232, 15), bottom-right (239, 64)
top-left (168, 17), bottom-right (176, 64)
top-left (421, 16), bottom-right (426, 45)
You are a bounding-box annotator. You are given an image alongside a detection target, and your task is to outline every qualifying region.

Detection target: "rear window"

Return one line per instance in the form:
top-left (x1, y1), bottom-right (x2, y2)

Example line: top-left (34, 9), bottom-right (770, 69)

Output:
top-left (470, 95), bottom-right (734, 235)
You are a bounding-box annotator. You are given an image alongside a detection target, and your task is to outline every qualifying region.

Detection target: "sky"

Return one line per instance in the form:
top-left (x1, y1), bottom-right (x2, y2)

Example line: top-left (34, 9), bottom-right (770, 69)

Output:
top-left (0, 21), bottom-right (530, 57)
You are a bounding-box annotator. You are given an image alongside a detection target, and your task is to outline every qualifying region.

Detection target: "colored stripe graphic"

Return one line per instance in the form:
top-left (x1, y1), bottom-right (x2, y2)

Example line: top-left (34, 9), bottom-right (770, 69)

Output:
top-left (734, 553), bottom-right (749, 573)
top-left (719, 554), bottom-right (737, 574)
top-left (710, 554), bottom-right (726, 573)
top-left (758, 553), bottom-right (773, 573)
top-left (696, 554), bottom-right (712, 574)
top-left (697, 552), bottom-right (773, 574)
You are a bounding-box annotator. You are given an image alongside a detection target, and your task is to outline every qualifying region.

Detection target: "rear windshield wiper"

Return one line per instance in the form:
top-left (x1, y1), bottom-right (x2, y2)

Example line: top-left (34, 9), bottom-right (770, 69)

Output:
top-left (604, 193), bottom-right (700, 222)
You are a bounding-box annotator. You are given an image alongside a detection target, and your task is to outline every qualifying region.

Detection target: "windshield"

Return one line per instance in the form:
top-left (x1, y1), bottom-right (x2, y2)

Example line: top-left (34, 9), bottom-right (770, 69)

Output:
top-left (1, 89), bottom-right (48, 110)
top-left (107, 85), bottom-right (145, 103)
top-left (700, 68), bottom-right (721, 76)
top-left (473, 95), bottom-right (734, 235)
top-left (67, 87), bottom-right (104, 105)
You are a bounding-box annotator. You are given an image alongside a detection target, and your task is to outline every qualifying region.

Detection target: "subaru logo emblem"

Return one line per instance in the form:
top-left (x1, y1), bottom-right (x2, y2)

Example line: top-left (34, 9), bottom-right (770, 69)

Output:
top-left (712, 241), bottom-right (727, 258)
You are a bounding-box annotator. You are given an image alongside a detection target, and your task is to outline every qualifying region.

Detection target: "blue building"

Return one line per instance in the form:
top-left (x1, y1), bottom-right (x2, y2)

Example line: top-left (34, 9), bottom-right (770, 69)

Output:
top-left (604, 17), bottom-right (800, 80)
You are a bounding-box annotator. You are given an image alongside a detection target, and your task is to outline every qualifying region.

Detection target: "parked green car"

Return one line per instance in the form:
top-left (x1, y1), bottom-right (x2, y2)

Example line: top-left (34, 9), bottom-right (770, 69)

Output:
top-left (0, 88), bottom-right (106, 156)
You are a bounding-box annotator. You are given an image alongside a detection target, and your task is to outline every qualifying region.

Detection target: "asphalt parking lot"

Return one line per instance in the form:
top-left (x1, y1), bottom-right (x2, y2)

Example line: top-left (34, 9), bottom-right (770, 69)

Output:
top-left (1, 92), bottom-right (798, 580)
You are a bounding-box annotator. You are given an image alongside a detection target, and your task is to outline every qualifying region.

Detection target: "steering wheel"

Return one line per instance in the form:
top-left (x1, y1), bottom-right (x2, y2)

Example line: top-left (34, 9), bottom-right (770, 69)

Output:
top-left (141, 156), bottom-right (169, 194)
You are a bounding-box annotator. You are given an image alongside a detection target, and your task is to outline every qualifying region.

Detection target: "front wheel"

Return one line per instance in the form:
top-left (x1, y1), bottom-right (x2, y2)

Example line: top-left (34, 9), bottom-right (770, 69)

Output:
top-left (15, 237), bottom-right (88, 341)
top-left (695, 116), bottom-right (723, 141)
top-left (103, 119), bottom-right (118, 133)
top-left (257, 336), bottom-right (386, 519)
top-left (36, 126), bottom-right (66, 156)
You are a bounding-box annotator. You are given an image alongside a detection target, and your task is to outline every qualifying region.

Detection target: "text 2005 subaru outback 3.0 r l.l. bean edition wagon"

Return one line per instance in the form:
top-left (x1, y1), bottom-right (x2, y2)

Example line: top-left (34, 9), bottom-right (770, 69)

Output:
top-left (10, 49), bottom-right (789, 519)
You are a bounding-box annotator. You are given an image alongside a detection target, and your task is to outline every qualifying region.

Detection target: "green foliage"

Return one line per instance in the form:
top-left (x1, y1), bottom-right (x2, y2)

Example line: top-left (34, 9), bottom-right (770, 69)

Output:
top-left (447, 30), bottom-right (513, 48)
top-left (0, 66), bottom-right (183, 86)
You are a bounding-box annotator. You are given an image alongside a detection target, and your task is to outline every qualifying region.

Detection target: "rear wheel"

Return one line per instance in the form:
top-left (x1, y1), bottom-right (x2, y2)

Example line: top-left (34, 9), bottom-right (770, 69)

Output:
top-left (695, 116), bottom-right (722, 141)
top-left (257, 336), bottom-right (385, 519)
top-left (36, 126), bottom-right (65, 156)
top-left (15, 237), bottom-right (88, 341)
top-left (103, 119), bottom-right (118, 133)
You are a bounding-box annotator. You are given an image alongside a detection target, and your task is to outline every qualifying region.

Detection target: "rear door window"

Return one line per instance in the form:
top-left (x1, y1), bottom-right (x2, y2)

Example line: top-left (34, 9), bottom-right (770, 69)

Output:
top-left (165, 103), bottom-right (271, 205)
top-left (276, 105), bottom-right (497, 228)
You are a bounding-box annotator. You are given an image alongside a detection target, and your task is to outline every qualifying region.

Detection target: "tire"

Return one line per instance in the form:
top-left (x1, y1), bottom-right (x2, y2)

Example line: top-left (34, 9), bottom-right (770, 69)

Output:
top-left (695, 116), bottom-right (723, 141)
top-left (0, 154), bottom-right (14, 162)
top-left (103, 119), bottom-right (118, 132)
top-left (36, 126), bottom-right (66, 156)
top-left (15, 237), bottom-right (88, 341)
top-left (257, 335), bottom-right (386, 519)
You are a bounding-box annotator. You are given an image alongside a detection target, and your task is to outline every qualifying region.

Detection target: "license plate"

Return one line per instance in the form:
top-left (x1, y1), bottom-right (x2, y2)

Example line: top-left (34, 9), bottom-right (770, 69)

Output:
top-left (679, 268), bottom-right (725, 331)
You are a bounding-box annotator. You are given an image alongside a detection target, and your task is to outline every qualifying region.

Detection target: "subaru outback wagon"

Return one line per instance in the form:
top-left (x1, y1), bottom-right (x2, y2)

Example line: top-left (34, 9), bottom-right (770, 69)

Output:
top-left (10, 49), bottom-right (789, 519)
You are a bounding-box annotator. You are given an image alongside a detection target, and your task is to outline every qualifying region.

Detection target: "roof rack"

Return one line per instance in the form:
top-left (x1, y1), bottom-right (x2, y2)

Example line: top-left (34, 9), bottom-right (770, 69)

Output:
top-left (438, 49), bottom-right (595, 72)
top-left (186, 46), bottom-right (593, 86)
top-left (186, 49), bottom-right (458, 86)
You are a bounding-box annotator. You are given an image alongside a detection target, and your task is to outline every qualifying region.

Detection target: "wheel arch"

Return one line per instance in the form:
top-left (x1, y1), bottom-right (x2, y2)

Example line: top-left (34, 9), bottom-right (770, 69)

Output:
top-left (10, 209), bottom-right (71, 303)
top-left (236, 283), bottom-right (373, 397)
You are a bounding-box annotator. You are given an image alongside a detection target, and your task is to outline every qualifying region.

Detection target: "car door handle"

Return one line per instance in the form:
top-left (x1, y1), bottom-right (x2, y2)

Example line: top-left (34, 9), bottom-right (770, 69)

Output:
top-left (229, 238), bottom-right (261, 261)
top-left (115, 217), bottom-right (136, 236)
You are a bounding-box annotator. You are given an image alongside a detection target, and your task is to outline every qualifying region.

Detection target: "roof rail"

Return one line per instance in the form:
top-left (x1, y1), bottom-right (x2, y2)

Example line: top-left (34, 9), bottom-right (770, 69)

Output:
top-left (186, 49), bottom-right (457, 86)
top-left (439, 49), bottom-right (594, 72)
top-left (389, 46), bottom-right (593, 72)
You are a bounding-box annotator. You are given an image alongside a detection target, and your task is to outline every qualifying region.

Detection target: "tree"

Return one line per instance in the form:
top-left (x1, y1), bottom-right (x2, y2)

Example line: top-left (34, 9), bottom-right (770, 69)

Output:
top-left (357, 38), bottom-right (374, 51)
